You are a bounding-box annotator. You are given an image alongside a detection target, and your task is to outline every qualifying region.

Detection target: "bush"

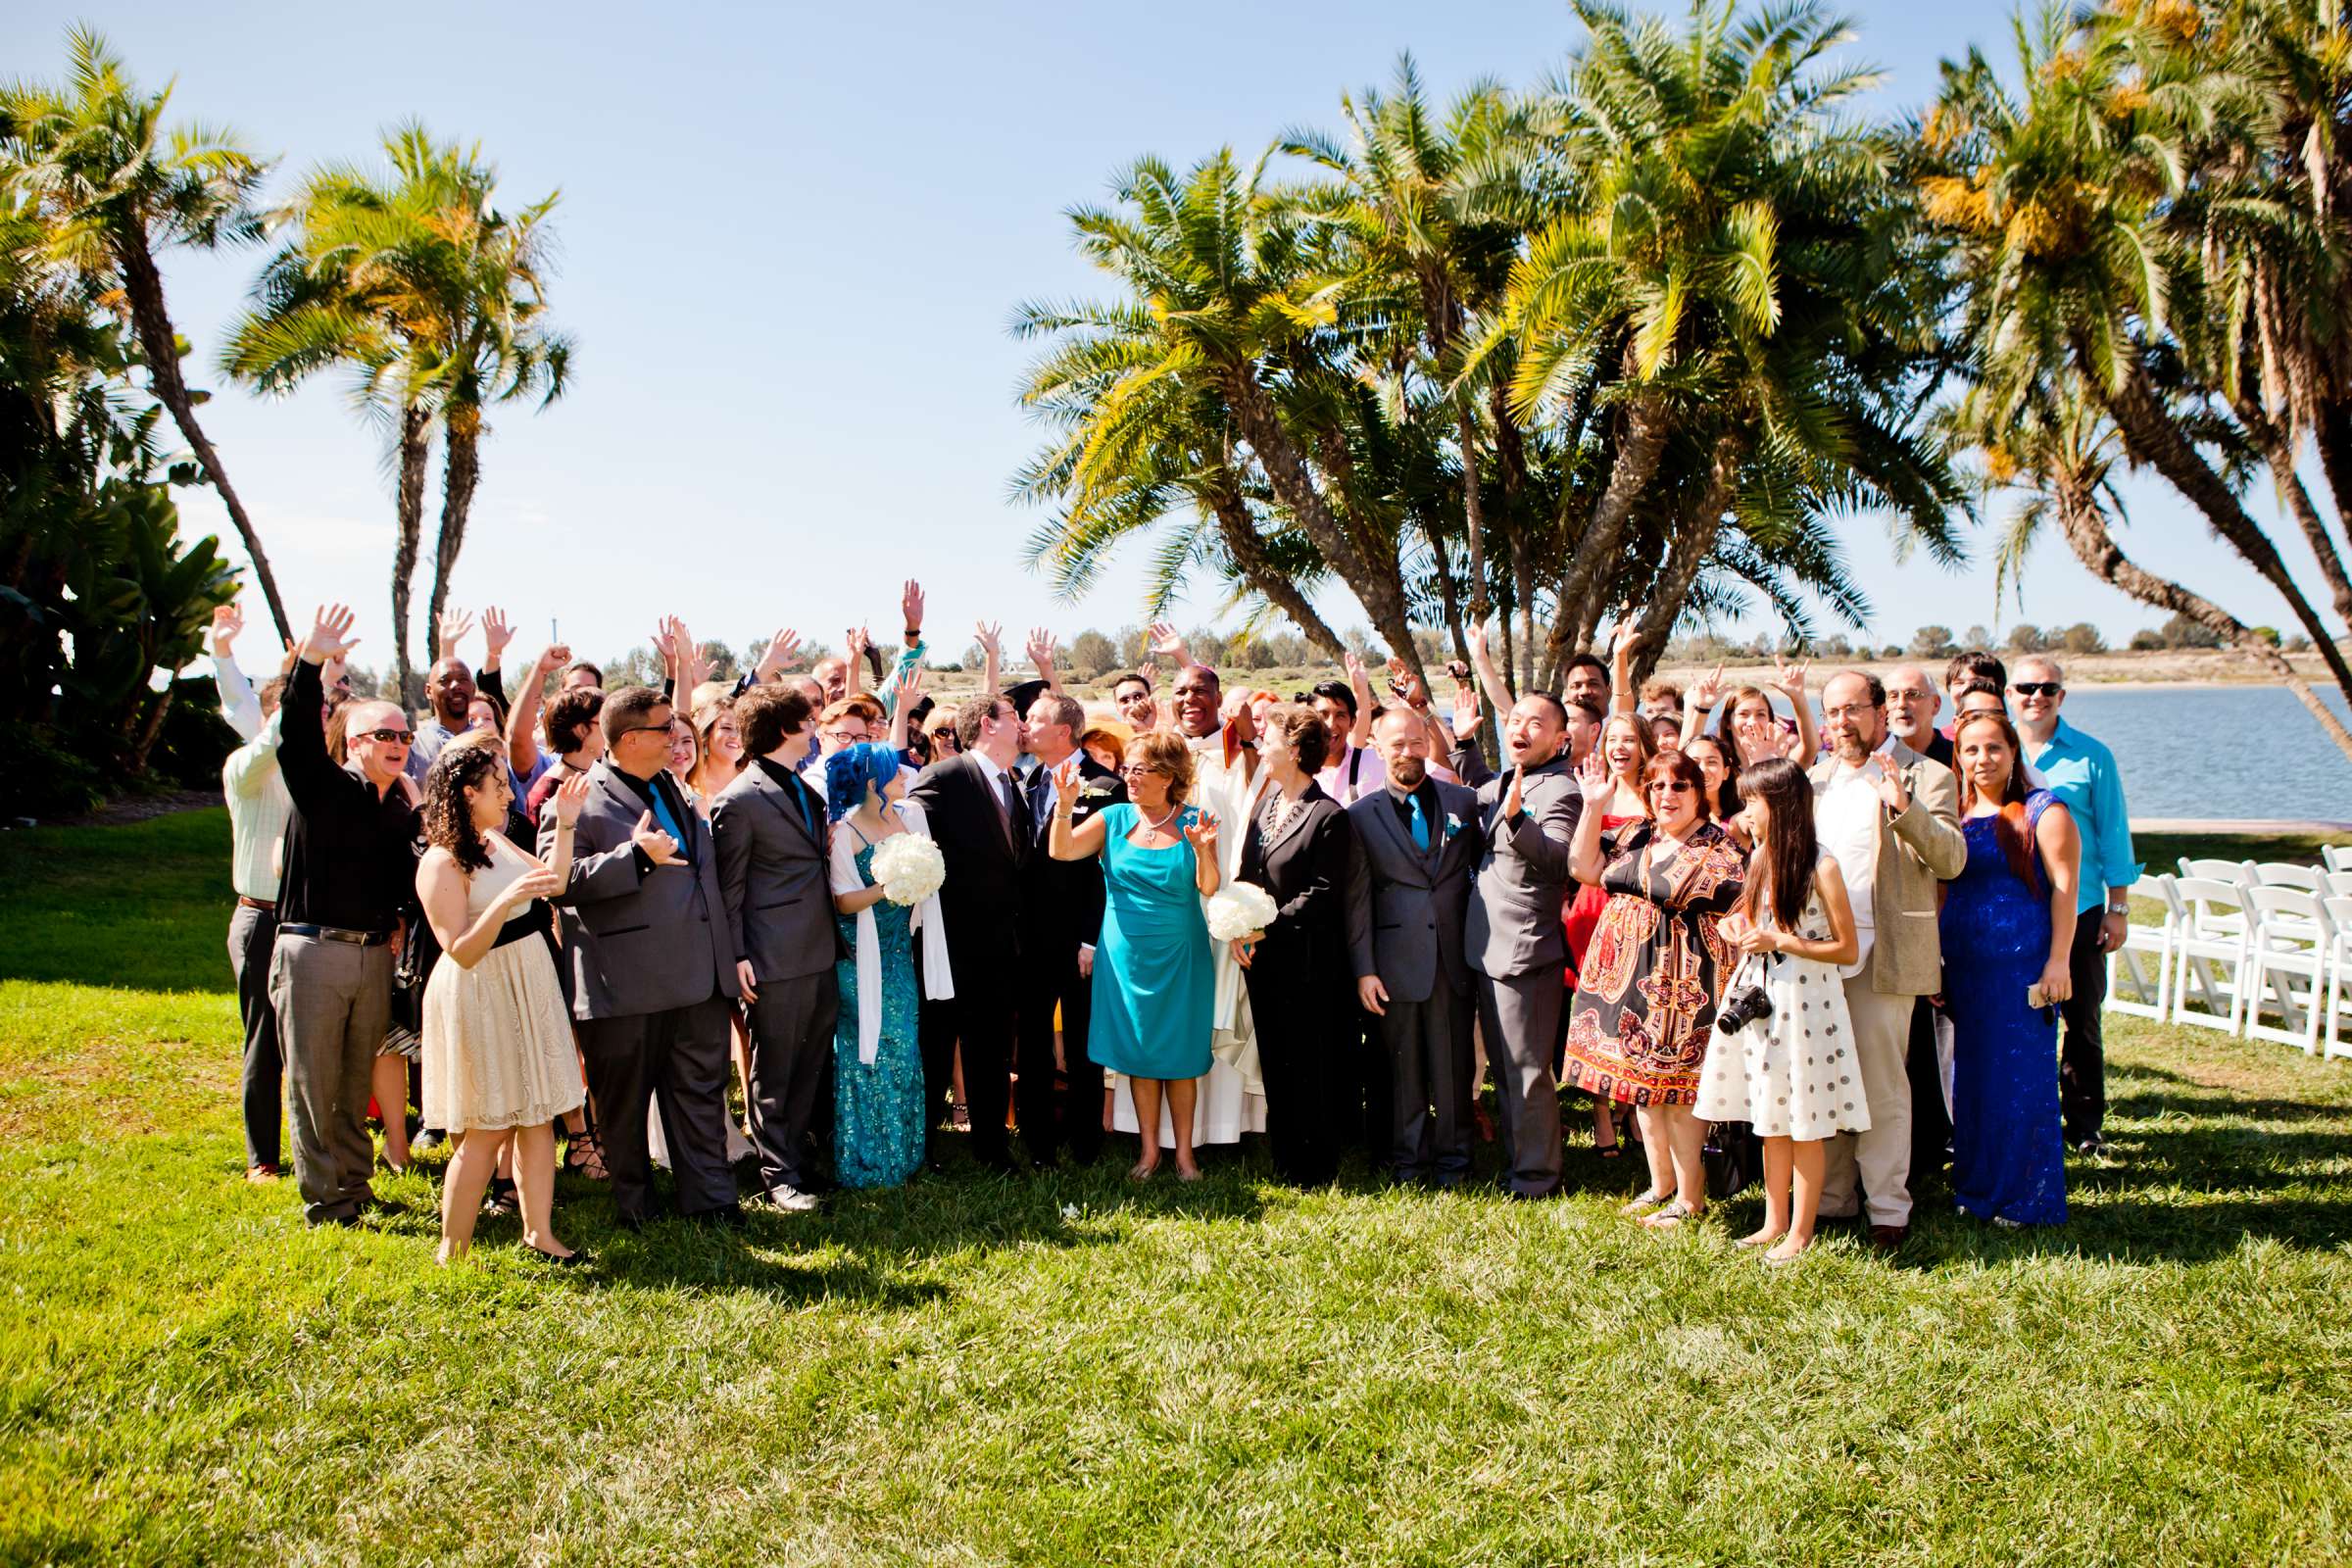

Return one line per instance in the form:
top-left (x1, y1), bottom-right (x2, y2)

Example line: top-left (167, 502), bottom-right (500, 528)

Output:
top-left (2059, 622), bottom-right (2106, 656)
top-left (2129, 629), bottom-right (2165, 652)
top-left (2006, 623), bottom-right (2045, 653)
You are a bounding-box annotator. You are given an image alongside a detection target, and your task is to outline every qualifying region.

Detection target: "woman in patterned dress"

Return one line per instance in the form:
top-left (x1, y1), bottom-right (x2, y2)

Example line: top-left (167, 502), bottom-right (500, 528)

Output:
top-left (1561, 748), bottom-right (1746, 1228)
top-left (1561, 712), bottom-right (1652, 1158)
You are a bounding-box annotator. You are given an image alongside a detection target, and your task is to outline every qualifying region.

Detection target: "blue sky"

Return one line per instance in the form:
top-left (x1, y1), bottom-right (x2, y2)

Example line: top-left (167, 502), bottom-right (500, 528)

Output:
top-left (4, 0), bottom-right (2308, 668)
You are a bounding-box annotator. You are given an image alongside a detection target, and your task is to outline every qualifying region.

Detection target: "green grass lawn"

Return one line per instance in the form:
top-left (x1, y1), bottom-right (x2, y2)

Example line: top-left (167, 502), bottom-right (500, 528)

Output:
top-left (3, 810), bottom-right (2349, 1564)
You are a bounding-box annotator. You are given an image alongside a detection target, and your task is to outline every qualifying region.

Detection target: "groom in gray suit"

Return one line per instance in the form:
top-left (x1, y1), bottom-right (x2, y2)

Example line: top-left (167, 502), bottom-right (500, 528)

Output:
top-left (712, 683), bottom-right (842, 1213)
top-left (1453, 693), bottom-right (1582, 1199)
top-left (541, 684), bottom-right (743, 1228)
top-left (1345, 708), bottom-right (1486, 1186)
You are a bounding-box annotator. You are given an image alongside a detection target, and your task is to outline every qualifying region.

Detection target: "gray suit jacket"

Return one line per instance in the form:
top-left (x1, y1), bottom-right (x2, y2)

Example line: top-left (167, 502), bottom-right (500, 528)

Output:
top-left (540, 761), bottom-right (739, 1021)
top-left (1463, 754), bottom-right (1582, 980)
top-left (1345, 780), bottom-right (1484, 1003)
top-left (711, 761), bottom-right (841, 986)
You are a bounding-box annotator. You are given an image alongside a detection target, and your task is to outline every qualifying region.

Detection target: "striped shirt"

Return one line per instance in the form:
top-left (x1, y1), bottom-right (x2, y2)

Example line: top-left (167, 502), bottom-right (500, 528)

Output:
top-left (222, 707), bottom-right (292, 901)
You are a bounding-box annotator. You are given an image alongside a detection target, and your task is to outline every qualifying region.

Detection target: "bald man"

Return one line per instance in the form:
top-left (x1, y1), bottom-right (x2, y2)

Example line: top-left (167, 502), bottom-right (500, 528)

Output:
top-left (270, 605), bottom-right (423, 1227)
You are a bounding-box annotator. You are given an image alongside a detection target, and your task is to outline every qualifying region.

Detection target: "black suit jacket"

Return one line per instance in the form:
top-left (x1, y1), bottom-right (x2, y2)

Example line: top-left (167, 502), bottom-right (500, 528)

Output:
top-left (1023, 753), bottom-right (1125, 953)
top-left (907, 751), bottom-right (1027, 973)
top-left (1237, 779), bottom-right (1353, 981)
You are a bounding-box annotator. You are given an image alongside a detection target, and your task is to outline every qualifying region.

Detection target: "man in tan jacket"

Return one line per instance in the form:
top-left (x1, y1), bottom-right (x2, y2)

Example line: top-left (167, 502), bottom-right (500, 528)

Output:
top-left (1809, 670), bottom-right (1968, 1249)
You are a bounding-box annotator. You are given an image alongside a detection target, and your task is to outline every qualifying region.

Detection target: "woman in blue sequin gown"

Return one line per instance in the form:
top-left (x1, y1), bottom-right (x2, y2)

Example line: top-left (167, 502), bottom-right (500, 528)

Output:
top-left (1940, 710), bottom-right (2081, 1226)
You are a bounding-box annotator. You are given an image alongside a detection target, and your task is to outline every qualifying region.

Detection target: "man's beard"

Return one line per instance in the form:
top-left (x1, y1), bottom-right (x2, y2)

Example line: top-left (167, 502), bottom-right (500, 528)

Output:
top-left (1390, 757), bottom-right (1427, 789)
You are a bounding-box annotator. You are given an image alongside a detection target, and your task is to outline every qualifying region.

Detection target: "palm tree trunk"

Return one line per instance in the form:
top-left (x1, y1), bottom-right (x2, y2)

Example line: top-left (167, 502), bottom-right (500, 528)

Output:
top-left (2240, 401), bottom-right (2352, 630)
top-left (1457, 395), bottom-right (1489, 624)
top-left (389, 405), bottom-right (432, 710)
top-left (2093, 348), bottom-right (2352, 706)
top-left (114, 231), bottom-right (291, 644)
top-left (1487, 380), bottom-right (1538, 694)
top-left (1206, 479), bottom-right (1346, 660)
top-left (1223, 366), bottom-right (1425, 687)
top-left (1630, 434), bottom-right (1740, 671)
top-left (1548, 383), bottom-right (1672, 667)
top-left (2051, 471), bottom-right (2352, 764)
top-left (128, 683), bottom-right (173, 774)
top-left (424, 410), bottom-right (481, 666)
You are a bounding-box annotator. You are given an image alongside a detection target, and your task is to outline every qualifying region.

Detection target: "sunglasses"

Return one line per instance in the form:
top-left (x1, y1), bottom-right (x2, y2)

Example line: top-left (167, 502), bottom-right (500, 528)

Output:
top-left (2010, 681), bottom-right (2063, 698)
top-left (1647, 780), bottom-right (1693, 795)
top-left (355, 727), bottom-right (413, 745)
top-left (618, 721), bottom-right (674, 739)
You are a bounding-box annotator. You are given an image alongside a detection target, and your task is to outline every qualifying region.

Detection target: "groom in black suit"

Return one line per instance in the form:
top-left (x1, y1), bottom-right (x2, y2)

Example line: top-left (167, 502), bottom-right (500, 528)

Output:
top-left (1017, 692), bottom-right (1124, 1166)
top-left (907, 693), bottom-right (1030, 1172)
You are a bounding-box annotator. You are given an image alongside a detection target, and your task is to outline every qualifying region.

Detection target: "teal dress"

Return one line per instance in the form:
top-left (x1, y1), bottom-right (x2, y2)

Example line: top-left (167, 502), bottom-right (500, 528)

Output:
top-left (832, 834), bottom-right (925, 1189)
top-left (1088, 803), bottom-right (1215, 1080)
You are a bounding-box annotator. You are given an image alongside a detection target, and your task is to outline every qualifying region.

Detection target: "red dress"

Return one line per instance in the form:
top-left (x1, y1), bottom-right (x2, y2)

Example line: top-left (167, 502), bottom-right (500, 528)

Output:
top-left (1562, 812), bottom-right (1641, 990)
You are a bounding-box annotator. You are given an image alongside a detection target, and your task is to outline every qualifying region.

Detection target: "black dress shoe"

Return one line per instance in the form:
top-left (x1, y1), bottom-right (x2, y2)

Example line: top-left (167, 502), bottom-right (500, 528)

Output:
top-left (2074, 1134), bottom-right (2113, 1156)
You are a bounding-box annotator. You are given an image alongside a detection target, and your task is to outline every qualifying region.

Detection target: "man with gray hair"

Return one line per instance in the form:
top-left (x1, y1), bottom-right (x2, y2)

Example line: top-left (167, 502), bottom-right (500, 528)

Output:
top-left (1883, 664), bottom-right (1953, 769)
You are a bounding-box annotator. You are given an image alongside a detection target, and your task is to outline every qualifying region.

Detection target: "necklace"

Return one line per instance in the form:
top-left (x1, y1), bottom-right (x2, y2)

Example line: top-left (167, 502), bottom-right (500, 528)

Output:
top-left (1138, 802), bottom-right (1182, 835)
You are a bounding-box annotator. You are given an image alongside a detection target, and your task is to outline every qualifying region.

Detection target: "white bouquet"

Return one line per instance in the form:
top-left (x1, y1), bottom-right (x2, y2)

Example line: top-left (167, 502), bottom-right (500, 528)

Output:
top-left (870, 833), bottom-right (947, 906)
top-left (1205, 881), bottom-right (1279, 942)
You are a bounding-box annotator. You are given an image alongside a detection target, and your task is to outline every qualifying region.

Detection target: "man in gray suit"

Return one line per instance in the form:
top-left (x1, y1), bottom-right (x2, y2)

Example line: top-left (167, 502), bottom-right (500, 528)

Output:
top-left (711, 684), bottom-right (842, 1213)
top-left (1453, 693), bottom-right (1582, 1199)
top-left (541, 685), bottom-right (743, 1229)
top-left (1347, 708), bottom-right (1486, 1187)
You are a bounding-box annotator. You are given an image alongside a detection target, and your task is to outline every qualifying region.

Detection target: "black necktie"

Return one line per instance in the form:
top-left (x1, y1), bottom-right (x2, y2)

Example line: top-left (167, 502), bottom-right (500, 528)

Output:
top-left (1006, 770), bottom-right (1033, 863)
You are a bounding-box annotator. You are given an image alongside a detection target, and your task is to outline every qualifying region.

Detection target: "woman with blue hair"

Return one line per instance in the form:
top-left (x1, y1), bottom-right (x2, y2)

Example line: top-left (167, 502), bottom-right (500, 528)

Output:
top-left (824, 741), bottom-right (950, 1187)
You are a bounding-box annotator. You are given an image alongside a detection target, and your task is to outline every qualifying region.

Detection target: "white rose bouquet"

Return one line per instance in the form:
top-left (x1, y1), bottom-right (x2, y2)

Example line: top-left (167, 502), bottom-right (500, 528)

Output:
top-left (870, 833), bottom-right (947, 906)
top-left (1205, 881), bottom-right (1279, 943)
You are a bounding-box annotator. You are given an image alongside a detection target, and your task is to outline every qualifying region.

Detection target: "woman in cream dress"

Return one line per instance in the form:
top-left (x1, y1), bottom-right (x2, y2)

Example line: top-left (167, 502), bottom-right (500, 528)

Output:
top-left (416, 744), bottom-right (590, 1265)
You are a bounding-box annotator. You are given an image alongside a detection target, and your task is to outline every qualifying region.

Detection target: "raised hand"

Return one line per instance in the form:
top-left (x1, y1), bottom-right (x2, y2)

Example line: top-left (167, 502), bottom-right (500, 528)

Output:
top-left (756, 626), bottom-right (801, 680)
top-left (481, 606), bottom-right (514, 666)
top-left (675, 625), bottom-right (710, 696)
top-left (1869, 760), bottom-right (1910, 815)
top-left (901, 579), bottom-right (925, 636)
top-left (534, 641), bottom-right (571, 683)
top-left (1137, 659), bottom-right (1158, 689)
top-left (1183, 809), bottom-right (1219, 859)
top-left (846, 624), bottom-right (874, 668)
top-left (1501, 761), bottom-right (1525, 818)
top-left (437, 606), bottom-right (474, 657)
top-left (1688, 662), bottom-right (1727, 713)
top-left (1052, 764), bottom-right (1083, 814)
top-left (648, 620), bottom-right (678, 679)
top-left (971, 621), bottom-right (1000, 662)
top-left (1450, 682), bottom-right (1481, 743)
top-left (1386, 656), bottom-right (1429, 710)
top-left (1026, 625), bottom-right (1058, 674)
top-left (301, 604), bottom-right (360, 665)
top-left (553, 768), bottom-right (593, 826)
top-left (1146, 620), bottom-right (1190, 664)
top-left (277, 637), bottom-right (302, 677)
top-left (890, 661), bottom-right (928, 711)
top-left (631, 808), bottom-right (682, 866)
top-left (1464, 622), bottom-right (1489, 664)
top-left (1342, 648), bottom-right (1368, 685)
top-left (210, 602), bottom-right (243, 660)
top-left (1577, 744), bottom-right (1612, 805)
top-left (1772, 651), bottom-right (1810, 701)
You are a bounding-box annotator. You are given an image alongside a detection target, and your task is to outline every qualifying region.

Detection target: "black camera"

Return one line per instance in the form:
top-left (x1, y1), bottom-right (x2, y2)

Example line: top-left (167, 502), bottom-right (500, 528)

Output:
top-left (1715, 983), bottom-right (1773, 1035)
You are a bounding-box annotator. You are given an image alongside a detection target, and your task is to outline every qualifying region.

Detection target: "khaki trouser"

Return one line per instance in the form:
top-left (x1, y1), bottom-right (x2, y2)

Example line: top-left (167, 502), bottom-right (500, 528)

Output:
top-left (1819, 942), bottom-right (1919, 1227)
top-left (270, 933), bottom-right (393, 1226)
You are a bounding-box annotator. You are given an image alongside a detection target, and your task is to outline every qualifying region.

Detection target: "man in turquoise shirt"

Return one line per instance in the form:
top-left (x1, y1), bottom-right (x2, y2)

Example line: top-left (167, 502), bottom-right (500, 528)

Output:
top-left (2012, 655), bottom-right (2141, 1155)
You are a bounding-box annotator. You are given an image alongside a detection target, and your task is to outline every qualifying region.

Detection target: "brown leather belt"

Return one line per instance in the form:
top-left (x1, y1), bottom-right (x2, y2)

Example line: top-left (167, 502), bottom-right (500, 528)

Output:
top-left (236, 896), bottom-right (276, 911)
top-left (277, 922), bottom-right (391, 947)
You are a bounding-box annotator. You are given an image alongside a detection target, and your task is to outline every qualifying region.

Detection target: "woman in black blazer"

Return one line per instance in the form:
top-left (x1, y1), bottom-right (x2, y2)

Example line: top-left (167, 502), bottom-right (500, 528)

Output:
top-left (1236, 705), bottom-right (1355, 1186)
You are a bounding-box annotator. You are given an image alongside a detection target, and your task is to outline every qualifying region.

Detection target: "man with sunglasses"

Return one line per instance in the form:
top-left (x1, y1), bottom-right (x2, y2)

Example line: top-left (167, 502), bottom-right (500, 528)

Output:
top-left (270, 605), bottom-right (424, 1227)
top-left (1809, 669), bottom-right (1968, 1250)
top-left (2011, 655), bottom-right (2139, 1156)
top-left (543, 684), bottom-right (745, 1228)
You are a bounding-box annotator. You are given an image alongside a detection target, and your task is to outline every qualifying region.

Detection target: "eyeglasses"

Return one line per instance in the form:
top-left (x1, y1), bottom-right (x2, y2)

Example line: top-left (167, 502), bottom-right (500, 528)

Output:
top-left (355, 727), bottom-right (413, 745)
top-left (1119, 763), bottom-right (1166, 778)
top-left (1647, 780), bottom-right (1693, 795)
top-left (1886, 688), bottom-right (1934, 704)
top-left (2010, 681), bottom-right (2063, 698)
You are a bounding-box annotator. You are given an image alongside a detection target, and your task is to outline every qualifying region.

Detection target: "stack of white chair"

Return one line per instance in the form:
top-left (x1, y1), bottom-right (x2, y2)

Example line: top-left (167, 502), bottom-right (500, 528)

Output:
top-left (2104, 854), bottom-right (2352, 1057)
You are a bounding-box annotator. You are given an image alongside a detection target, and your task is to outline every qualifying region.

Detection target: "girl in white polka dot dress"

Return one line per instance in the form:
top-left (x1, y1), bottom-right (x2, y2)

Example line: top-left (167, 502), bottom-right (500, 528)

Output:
top-left (1695, 758), bottom-right (1870, 1263)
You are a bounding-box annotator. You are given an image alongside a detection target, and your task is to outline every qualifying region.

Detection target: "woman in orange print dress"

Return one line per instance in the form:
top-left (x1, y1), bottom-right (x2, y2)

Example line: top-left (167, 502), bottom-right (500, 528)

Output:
top-left (1561, 747), bottom-right (1745, 1230)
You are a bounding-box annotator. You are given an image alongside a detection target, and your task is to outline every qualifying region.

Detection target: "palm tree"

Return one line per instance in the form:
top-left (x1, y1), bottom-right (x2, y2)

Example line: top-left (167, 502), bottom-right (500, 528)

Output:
top-left (1491, 0), bottom-right (1962, 679)
top-left (0, 25), bottom-right (288, 640)
top-left (1924, 0), bottom-right (2352, 718)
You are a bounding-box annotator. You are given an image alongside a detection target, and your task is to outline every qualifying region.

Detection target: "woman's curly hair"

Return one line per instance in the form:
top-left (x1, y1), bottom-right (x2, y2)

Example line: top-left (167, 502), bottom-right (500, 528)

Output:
top-left (423, 742), bottom-right (507, 873)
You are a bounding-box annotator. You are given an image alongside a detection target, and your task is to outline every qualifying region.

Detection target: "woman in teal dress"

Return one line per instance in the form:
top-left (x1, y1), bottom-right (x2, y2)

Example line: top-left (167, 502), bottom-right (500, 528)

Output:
top-left (1048, 731), bottom-right (1222, 1181)
top-left (825, 743), bottom-right (930, 1189)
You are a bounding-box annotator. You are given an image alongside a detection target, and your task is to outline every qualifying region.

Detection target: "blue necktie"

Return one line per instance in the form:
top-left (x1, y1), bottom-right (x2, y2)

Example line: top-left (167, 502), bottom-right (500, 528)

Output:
top-left (650, 782), bottom-right (693, 865)
top-left (795, 781), bottom-right (817, 842)
top-left (1407, 791), bottom-right (1431, 852)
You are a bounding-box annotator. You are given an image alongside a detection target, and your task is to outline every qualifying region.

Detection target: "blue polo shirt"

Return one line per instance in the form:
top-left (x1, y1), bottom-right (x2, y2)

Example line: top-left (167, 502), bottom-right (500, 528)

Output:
top-left (2026, 716), bottom-right (2141, 913)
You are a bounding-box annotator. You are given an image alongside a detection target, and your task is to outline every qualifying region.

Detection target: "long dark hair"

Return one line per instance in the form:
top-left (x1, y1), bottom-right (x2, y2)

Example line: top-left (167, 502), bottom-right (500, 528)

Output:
top-left (1954, 710), bottom-right (2043, 892)
top-left (1683, 732), bottom-right (1741, 821)
top-left (1736, 757), bottom-right (1817, 928)
top-left (423, 743), bottom-right (506, 873)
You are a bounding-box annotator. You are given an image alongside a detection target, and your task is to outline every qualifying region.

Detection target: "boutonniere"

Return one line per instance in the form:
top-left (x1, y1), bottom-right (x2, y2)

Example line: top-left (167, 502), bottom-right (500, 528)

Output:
top-left (1443, 812), bottom-right (1464, 841)
top-left (1079, 779), bottom-right (1116, 801)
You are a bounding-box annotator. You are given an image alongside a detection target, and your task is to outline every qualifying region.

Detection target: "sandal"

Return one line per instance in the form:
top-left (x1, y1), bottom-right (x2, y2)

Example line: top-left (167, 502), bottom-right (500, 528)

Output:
top-left (951, 1102), bottom-right (972, 1132)
top-left (564, 1131), bottom-right (609, 1182)
top-left (1618, 1189), bottom-right (1670, 1216)
top-left (1642, 1200), bottom-right (1702, 1229)
top-left (482, 1177), bottom-right (519, 1218)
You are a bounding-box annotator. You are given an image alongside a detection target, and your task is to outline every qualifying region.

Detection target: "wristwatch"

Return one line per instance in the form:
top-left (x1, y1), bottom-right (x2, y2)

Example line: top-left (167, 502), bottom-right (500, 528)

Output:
top-left (2105, 901), bottom-right (2129, 915)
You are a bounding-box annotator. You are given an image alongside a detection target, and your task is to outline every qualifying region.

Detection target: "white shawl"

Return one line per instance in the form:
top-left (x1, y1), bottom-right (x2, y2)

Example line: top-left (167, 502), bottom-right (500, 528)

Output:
top-left (829, 797), bottom-right (953, 1064)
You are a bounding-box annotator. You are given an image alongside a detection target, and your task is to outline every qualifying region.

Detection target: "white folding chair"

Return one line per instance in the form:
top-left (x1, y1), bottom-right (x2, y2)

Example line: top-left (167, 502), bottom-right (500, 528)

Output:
top-left (2323, 870), bottom-right (2352, 900)
top-left (2251, 861), bottom-right (2326, 894)
top-left (2169, 876), bottom-right (2251, 1034)
top-left (2177, 858), bottom-right (2256, 938)
top-left (2104, 873), bottom-right (2176, 1022)
top-left (2241, 887), bottom-right (2333, 1053)
top-left (2323, 844), bottom-right (2352, 875)
top-left (2325, 896), bottom-right (2352, 1060)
